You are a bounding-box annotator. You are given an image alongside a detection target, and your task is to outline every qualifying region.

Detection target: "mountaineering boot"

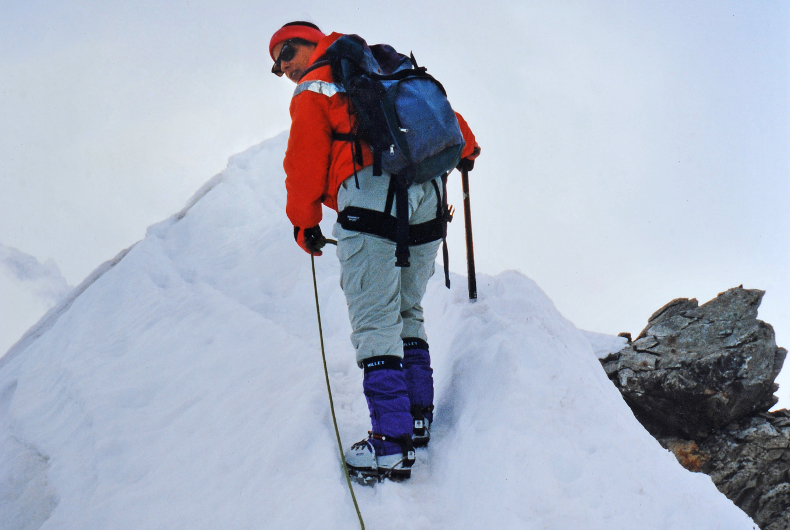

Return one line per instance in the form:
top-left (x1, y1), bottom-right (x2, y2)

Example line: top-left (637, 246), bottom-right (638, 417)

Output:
top-left (345, 356), bottom-right (415, 484)
top-left (403, 338), bottom-right (434, 446)
top-left (410, 404), bottom-right (434, 447)
top-left (345, 433), bottom-right (416, 485)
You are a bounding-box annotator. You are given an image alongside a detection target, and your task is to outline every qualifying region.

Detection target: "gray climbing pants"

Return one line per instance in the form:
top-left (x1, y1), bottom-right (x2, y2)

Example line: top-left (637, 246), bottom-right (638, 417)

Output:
top-left (333, 166), bottom-right (443, 366)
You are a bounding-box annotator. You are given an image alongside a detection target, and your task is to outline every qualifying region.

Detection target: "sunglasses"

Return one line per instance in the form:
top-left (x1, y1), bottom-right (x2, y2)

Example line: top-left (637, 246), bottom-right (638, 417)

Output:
top-left (271, 41), bottom-right (299, 76)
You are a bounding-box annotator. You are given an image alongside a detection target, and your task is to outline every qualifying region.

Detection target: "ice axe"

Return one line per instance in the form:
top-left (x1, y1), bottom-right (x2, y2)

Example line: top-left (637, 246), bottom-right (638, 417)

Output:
top-left (460, 165), bottom-right (477, 300)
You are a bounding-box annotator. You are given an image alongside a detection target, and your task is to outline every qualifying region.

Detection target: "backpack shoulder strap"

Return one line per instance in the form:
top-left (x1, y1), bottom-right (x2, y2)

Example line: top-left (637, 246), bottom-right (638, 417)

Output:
top-left (300, 58), bottom-right (331, 79)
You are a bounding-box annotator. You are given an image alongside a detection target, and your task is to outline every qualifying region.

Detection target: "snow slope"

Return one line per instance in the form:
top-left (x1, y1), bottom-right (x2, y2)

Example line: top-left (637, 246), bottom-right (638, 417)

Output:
top-left (0, 244), bottom-right (71, 356)
top-left (0, 134), bottom-right (755, 529)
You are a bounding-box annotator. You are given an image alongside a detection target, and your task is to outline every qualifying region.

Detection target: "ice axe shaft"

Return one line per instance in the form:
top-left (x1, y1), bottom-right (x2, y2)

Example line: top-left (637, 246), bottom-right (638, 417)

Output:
top-left (461, 167), bottom-right (477, 300)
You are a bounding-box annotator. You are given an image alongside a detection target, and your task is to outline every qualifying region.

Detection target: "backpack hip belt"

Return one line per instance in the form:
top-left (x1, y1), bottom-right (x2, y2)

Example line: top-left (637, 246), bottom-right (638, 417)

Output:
top-left (337, 173), bottom-right (453, 287)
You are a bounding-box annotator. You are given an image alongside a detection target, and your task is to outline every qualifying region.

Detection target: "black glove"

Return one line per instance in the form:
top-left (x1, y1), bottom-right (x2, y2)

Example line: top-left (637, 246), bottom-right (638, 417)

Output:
top-left (294, 225), bottom-right (327, 255)
top-left (456, 157), bottom-right (475, 172)
top-left (457, 145), bottom-right (481, 172)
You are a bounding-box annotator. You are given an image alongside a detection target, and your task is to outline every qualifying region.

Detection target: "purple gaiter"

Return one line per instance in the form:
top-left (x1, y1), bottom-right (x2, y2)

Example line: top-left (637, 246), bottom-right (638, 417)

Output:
top-left (402, 338), bottom-right (434, 422)
top-left (362, 356), bottom-right (412, 456)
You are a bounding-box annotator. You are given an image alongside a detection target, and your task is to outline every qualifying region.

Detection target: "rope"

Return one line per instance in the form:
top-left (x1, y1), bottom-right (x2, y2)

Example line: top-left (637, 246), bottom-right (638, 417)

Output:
top-left (310, 246), bottom-right (365, 530)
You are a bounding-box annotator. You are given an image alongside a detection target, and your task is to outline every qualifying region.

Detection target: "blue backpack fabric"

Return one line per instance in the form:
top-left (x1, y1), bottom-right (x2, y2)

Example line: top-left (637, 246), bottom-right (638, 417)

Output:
top-left (308, 34), bottom-right (462, 271)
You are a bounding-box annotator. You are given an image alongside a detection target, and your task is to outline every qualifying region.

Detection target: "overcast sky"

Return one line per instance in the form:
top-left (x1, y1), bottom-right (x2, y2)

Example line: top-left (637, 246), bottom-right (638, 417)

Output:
top-left (2, 1), bottom-right (788, 398)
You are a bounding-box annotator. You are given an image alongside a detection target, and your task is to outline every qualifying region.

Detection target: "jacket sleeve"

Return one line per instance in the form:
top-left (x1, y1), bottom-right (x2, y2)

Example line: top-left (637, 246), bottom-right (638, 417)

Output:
top-left (284, 91), bottom-right (334, 229)
top-left (455, 112), bottom-right (480, 160)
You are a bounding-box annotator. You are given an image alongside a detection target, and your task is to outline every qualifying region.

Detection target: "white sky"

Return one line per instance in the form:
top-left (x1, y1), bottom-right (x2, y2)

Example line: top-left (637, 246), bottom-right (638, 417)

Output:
top-left (1, 1), bottom-right (788, 398)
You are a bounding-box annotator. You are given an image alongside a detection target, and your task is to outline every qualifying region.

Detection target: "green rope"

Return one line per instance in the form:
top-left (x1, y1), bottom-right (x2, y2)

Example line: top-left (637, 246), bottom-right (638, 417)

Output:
top-left (310, 246), bottom-right (365, 530)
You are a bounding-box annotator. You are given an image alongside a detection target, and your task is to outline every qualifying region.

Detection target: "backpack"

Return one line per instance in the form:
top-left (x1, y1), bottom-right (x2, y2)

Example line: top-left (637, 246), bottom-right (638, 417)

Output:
top-left (304, 34), bottom-right (463, 273)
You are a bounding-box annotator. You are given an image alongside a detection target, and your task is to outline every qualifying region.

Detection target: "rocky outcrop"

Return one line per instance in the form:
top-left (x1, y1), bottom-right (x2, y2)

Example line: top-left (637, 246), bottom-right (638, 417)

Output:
top-left (664, 411), bottom-right (790, 530)
top-left (602, 286), bottom-right (786, 439)
top-left (601, 286), bottom-right (789, 529)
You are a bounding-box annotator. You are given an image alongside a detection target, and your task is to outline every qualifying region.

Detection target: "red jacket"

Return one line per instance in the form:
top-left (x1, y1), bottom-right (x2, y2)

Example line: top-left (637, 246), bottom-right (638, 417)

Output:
top-left (284, 32), bottom-right (479, 229)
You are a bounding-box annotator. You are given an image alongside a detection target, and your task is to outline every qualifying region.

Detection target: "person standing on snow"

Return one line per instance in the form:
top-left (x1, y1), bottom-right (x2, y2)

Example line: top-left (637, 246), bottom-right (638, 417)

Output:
top-left (270, 21), bottom-right (479, 481)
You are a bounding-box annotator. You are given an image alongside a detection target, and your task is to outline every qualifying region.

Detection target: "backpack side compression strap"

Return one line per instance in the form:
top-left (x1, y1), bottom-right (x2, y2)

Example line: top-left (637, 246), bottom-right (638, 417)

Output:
top-left (332, 132), bottom-right (364, 167)
top-left (435, 175), bottom-right (451, 289)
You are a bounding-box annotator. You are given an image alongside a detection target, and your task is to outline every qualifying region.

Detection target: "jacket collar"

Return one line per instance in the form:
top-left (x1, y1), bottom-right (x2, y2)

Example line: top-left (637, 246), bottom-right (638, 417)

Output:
top-left (298, 32), bottom-right (343, 83)
top-left (308, 32), bottom-right (343, 66)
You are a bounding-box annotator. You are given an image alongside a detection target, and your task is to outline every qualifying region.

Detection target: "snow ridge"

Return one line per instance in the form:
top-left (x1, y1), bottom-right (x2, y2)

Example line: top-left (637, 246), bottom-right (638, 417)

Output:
top-left (0, 134), bottom-right (754, 529)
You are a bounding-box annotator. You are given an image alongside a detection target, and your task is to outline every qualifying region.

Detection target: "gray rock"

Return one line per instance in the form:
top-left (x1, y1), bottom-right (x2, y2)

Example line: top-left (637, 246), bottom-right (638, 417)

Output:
top-left (657, 411), bottom-right (790, 529)
top-left (602, 286), bottom-right (787, 439)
